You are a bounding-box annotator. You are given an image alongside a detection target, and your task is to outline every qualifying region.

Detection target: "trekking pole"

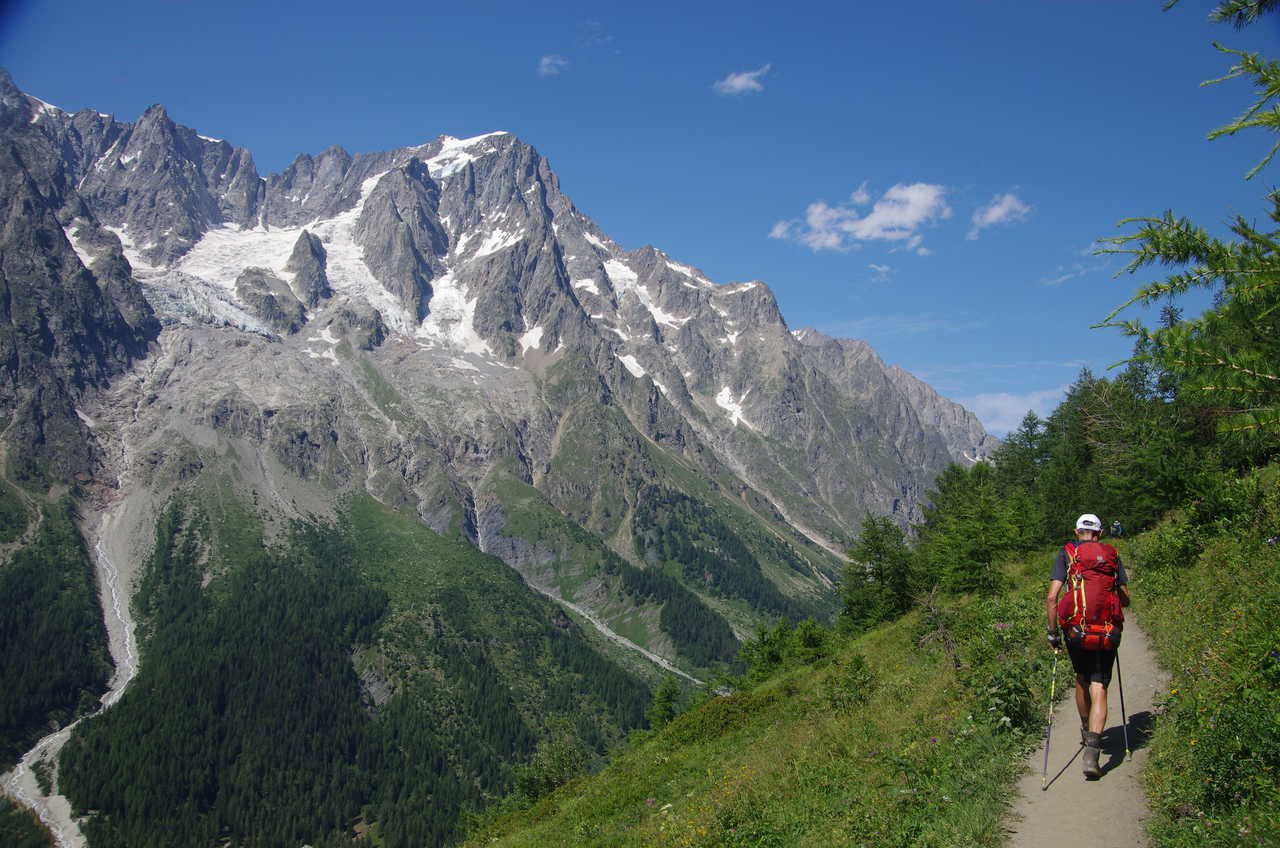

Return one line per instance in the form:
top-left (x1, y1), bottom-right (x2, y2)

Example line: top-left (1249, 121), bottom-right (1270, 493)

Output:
top-left (1116, 651), bottom-right (1131, 756)
top-left (1042, 649), bottom-right (1059, 787)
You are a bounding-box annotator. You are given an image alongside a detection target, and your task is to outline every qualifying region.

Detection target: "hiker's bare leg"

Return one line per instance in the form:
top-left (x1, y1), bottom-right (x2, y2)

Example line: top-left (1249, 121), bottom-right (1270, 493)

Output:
top-left (1075, 676), bottom-right (1091, 726)
top-left (1087, 681), bottom-right (1108, 734)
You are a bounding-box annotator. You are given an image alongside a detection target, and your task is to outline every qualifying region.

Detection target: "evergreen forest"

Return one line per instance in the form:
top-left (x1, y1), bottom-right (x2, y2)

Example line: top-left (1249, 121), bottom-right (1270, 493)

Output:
top-left (54, 496), bottom-right (652, 847)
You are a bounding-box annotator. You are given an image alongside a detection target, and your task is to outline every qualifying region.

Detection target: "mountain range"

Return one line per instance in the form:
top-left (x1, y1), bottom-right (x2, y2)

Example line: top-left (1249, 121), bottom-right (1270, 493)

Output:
top-left (0, 68), bottom-right (997, 846)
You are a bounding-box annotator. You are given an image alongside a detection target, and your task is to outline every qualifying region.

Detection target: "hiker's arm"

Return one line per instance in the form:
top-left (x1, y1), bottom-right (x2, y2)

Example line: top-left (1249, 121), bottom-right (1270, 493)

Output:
top-left (1117, 584), bottom-right (1130, 607)
top-left (1045, 580), bottom-right (1063, 631)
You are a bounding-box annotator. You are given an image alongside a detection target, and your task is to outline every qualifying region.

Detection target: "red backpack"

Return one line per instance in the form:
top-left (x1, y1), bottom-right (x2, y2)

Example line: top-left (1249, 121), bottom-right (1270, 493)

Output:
top-left (1056, 541), bottom-right (1124, 651)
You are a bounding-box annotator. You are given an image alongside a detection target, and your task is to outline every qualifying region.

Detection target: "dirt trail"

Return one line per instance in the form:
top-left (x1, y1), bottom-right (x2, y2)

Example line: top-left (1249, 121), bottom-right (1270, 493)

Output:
top-left (1004, 614), bottom-right (1168, 847)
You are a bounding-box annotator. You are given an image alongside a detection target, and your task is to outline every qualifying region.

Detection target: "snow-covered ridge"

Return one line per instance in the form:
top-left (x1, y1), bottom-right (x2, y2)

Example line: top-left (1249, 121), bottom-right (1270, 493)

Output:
top-left (420, 131), bottom-right (510, 180)
top-left (603, 259), bottom-right (689, 329)
top-left (25, 94), bottom-right (63, 123)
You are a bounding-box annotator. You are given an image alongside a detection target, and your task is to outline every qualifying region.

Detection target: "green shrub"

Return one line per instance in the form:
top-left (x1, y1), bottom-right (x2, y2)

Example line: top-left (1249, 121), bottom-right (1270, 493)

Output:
top-left (1135, 466), bottom-right (1280, 846)
top-left (510, 734), bottom-right (590, 806)
top-left (823, 653), bottom-right (875, 714)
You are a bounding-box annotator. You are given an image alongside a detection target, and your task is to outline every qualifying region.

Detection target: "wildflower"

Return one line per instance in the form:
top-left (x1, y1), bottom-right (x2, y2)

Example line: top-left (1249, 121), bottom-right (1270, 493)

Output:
top-left (994, 622), bottom-right (1010, 631)
top-left (646, 797), bottom-right (656, 807)
top-left (930, 737), bottom-right (938, 743)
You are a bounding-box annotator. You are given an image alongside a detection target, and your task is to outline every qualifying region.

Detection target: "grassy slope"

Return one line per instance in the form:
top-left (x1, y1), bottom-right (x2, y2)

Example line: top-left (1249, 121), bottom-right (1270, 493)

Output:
top-left (467, 462), bottom-right (1280, 848)
top-left (1124, 464), bottom-right (1280, 847)
top-left (465, 555), bottom-right (1066, 848)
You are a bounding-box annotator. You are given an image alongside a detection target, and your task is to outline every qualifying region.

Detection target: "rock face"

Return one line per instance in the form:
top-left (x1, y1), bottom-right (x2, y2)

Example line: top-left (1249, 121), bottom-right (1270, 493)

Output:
top-left (0, 68), bottom-right (1000, 657)
top-left (0, 70), bottom-right (158, 483)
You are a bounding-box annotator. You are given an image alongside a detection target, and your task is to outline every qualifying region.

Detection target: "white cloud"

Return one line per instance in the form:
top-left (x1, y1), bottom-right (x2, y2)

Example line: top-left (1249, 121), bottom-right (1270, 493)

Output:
top-left (576, 20), bottom-right (616, 50)
top-left (1038, 259), bottom-right (1109, 286)
top-left (956, 385), bottom-right (1068, 437)
top-left (967, 191), bottom-right (1032, 240)
top-left (868, 263), bottom-right (893, 282)
top-left (713, 63), bottom-right (772, 95)
top-left (770, 182), bottom-right (951, 252)
top-left (538, 55), bottom-right (570, 76)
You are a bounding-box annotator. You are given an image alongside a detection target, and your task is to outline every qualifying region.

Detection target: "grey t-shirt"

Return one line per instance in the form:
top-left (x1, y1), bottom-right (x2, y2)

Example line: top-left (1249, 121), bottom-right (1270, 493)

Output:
top-left (1051, 543), bottom-right (1128, 585)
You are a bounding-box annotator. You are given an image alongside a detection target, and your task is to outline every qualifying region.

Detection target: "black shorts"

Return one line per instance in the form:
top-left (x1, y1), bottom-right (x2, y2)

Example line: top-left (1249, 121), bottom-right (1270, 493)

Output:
top-left (1067, 645), bottom-right (1116, 685)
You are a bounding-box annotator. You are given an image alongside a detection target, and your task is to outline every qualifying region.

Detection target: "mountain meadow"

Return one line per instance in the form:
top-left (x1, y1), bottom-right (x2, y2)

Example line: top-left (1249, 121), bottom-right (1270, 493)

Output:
top-left (2, 1), bottom-right (1279, 846)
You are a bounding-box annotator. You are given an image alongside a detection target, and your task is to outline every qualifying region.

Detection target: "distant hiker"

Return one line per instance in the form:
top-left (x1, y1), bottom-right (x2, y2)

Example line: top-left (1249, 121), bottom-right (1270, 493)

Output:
top-left (1110, 519), bottom-right (1124, 538)
top-left (1045, 513), bottom-right (1130, 779)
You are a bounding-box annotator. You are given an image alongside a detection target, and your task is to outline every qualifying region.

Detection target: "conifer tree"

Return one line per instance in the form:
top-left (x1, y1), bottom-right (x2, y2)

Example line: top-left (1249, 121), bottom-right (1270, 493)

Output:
top-left (1099, 0), bottom-right (1280, 452)
top-left (646, 676), bottom-right (682, 730)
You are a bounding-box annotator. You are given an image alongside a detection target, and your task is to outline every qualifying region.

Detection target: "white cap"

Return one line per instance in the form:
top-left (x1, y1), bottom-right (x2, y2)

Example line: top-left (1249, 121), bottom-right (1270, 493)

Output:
top-left (1076, 513), bottom-right (1102, 531)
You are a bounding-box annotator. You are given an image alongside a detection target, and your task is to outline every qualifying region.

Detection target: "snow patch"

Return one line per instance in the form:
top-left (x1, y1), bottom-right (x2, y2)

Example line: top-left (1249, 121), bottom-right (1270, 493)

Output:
top-left (572, 278), bottom-right (600, 295)
top-left (449, 356), bottom-right (480, 372)
top-left (584, 232), bottom-right (610, 250)
top-left (617, 354), bottom-right (646, 378)
top-left (715, 386), bottom-right (757, 430)
top-left (62, 225), bottom-right (95, 269)
top-left (304, 347), bottom-right (340, 365)
top-left (605, 259), bottom-right (688, 328)
top-left (603, 259), bottom-right (638, 291)
top-left (519, 326), bottom-right (544, 354)
top-left (643, 299), bottom-right (688, 329)
top-left (307, 326), bottom-right (341, 346)
top-left (198, 134), bottom-right (223, 143)
top-left (665, 259), bottom-right (713, 287)
top-left (473, 228), bottom-right (522, 258)
top-left (416, 271), bottom-right (493, 356)
top-left (452, 229), bottom-right (477, 255)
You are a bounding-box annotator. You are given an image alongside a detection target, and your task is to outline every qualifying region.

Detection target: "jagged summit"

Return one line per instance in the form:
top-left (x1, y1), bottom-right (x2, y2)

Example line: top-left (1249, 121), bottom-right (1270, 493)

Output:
top-left (1, 68), bottom-right (998, 535)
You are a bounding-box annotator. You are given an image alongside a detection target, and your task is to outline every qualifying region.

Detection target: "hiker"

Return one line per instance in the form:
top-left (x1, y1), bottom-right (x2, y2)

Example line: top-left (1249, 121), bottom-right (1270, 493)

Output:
top-left (1110, 519), bottom-right (1124, 538)
top-left (1045, 513), bottom-right (1130, 779)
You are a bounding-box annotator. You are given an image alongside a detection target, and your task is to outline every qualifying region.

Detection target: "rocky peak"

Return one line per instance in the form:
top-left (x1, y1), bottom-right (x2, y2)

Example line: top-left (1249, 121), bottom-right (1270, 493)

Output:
top-left (0, 71), bottom-right (1001, 536)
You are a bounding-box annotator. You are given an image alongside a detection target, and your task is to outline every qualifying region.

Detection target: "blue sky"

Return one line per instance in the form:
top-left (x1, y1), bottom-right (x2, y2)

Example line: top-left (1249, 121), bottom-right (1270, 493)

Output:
top-left (2, 0), bottom-right (1277, 434)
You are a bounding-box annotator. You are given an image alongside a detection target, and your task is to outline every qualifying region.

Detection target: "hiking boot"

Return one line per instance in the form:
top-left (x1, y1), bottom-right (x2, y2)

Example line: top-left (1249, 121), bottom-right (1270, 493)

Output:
top-left (1080, 721), bottom-right (1089, 746)
top-left (1082, 731), bottom-right (1103, 779)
